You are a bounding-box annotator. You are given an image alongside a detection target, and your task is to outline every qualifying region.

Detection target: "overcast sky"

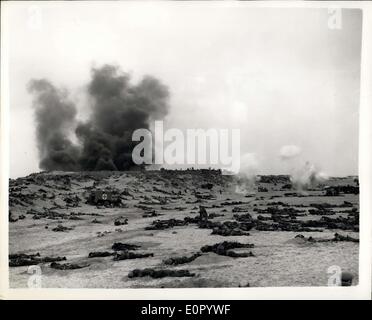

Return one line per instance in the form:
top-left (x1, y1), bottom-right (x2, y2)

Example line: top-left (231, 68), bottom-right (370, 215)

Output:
top-left (4, 2), bottom-right (362, 178)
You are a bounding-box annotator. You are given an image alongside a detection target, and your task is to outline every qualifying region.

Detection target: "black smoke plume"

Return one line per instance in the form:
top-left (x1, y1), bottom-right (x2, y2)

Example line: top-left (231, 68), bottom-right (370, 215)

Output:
top-left (29, 64), bottom-right (170, 171)
top-left (28, 79), bottom-right (80, 171)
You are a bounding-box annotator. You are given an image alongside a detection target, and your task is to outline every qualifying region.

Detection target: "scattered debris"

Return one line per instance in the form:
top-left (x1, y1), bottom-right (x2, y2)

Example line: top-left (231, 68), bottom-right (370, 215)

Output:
top-left (200, 241), bottom-right (254, 257)
top-left (9, 253), bottom-right (66, 267)
top-left (128, 268), bottom-right (195, 278)
top-left (145, 219), bottom-right (187, 230)
top-left (50, 262), bottom-right (89, 270)
top-left (114, 217), bottom-right (128, 226)
top-left (52, 224), bottom-right (74, 232)
top-left (88, 251), bottom-right (115, 258)
top-left (114, 251), bottom-right (154, 261)
top-left (112, 242), bottom-right (141, 251)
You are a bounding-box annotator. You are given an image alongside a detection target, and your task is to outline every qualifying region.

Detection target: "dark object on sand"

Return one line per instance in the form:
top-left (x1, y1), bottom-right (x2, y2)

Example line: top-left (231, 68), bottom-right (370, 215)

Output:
top-left (201, 241), bottom-right (254, 257)
top-left (128, 268), bottom-right (195, 279)
top-left (9, 253), bottom-right (66, 267)
top-left (87, 190), bottom-right (122, 207)
top-left (113, 251), bottom-right (154, 261)
top-left (142, 210), bottom-right (162, 218)
top-left (114, 217), bottom-right (128, 226)
top-left (52, 224), bottom-right (73, 232)
top-left (341, 271), bottom-right (354, 286)
top-left (88, 251), bottom-right (115, 258)
top-left (112, 242), bottom-right (141, 251)
top-left (211, 221), bottom-right (251, 236)
top-left (198, 205), bottom-right (209, 227)
top-left (163, 253), bottom-right (202, 265)
top-left (50, 262), bottom-right (89, 270)
top-left (145, 218), bottom-right (187, 230)
top-left (295, 233), bottom-right (359, 243)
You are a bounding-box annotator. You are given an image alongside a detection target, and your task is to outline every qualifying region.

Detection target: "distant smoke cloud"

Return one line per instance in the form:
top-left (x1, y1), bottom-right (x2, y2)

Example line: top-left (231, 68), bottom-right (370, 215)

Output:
top-left (28, 79), bottom-right (80, 171)
top-left (291, 161), bottom-right (328, 190)
top-left (279, 145), bottom-right (327, 190)
top-left (29, 64), bottom-right (170, 171)
top-left (234, 152), bottom-right (258, 194)
top-left (279, 145), bottom-right (302, 159)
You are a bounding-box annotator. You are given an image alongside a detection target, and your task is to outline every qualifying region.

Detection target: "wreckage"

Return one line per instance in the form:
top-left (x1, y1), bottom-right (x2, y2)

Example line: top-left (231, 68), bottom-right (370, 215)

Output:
top-left (87, 190), bottom-right (123, 207)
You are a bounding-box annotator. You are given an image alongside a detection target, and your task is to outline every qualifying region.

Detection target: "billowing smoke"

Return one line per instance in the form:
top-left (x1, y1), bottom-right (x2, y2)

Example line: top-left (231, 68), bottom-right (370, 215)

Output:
top-left (234, 153), bottom-right (258, 194)
top-left (29, 64), bottom-right (170, 171)
top-left (279, 145), bottom-right (327, 190)
top-left (291, 161), bottom-right (328, 190)
top-left (28, 79), bottom-right (80, 171)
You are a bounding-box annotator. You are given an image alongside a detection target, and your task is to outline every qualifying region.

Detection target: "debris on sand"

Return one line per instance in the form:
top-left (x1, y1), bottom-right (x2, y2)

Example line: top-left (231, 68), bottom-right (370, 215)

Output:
top-left (111, 242), bottom-right (141, 251)
top-left (91, 218), bottom-right (102, 223)
top-left (308, 208), bottom-right (335, 216)
top-left (302, 215), bottom-right (358, 231)
top-left (50, 262), bottom-right (90, 270)
top-left (208, 213), bottom-right (225, 219)
top-left (255, 221), bottom-right (323, 232)
top-left (9, 253), bottom-right (66, 267)
top-left (87, 190), bottom-right (124, 207)
top-left (145, 218), bottom-right (187, 230)
top-left (128, 268), bottom-right (195, 279)
top-left (163, 253), bottom-right (202, 266)
top-left (324, 185), bottom-right (359, 196)
top-left (113, 251), bottom-right (154, 261)
top-left (114, 217), bottom-right (128, 226)
top-left (142, 210), bottom-right (162, 218)
top-left (63, 195), bottom-right (81, 207)
top-left (211, 221), bottom-right (251, 236)
top-left (97, 230), bottom-right (112, 237)
top-left (295, 233), bottom-right (359, 243)
top-left (88, 251), bottom-right (115, 258)
top-left (52, 224), bottom-right (74, 232)
top-left (200, 241), bottom-right (254, 257)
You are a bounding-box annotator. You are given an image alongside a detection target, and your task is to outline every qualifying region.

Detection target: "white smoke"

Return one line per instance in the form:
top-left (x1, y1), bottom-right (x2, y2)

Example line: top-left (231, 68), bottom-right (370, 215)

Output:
top-left (279, 145), bottom-right (328, 190)
top-left (291, 161), bottom-right (328, 190)
top-left (234, 153), bottom-right (258, 194)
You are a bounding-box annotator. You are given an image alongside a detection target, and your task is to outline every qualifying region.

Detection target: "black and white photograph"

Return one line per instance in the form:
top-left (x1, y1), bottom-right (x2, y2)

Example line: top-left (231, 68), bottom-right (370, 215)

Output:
top-left (1, 1), bottom-right (371, 299)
